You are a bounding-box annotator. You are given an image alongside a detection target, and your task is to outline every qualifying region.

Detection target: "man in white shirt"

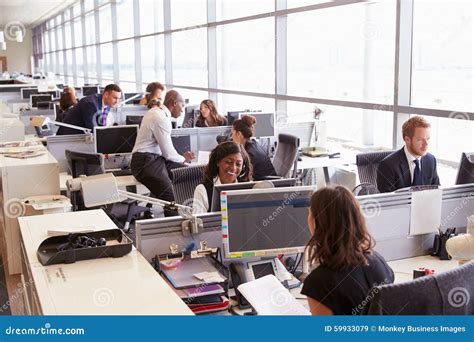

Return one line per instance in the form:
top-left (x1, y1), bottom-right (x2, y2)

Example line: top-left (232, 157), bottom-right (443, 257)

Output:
top-left (130, 90), bottom-right (194, 216)
top-left (376, 116), bottom-right (440, 193)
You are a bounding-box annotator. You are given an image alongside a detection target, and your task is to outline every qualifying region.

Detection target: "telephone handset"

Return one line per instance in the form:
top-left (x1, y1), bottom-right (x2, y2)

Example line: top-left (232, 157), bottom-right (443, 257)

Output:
top-left (229, 262), bottom-right (251, 309)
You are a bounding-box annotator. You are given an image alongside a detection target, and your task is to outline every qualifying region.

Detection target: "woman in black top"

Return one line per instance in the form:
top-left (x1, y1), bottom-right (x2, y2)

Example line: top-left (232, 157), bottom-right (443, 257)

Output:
top-left (231, 114), bottom-right (277, 181)
top-left (302, 186), bottom-right (394, 315)
top-left (195, 99), bottom-right (227, 127)
top-left (192, 141), bottom-right (252, 214)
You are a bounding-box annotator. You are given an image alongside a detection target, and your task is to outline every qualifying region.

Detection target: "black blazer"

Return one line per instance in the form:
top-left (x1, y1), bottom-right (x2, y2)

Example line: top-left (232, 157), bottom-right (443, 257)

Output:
top-left (57, 94), bottom-right (104, 135)
top-left (376, 147), bottom-right (440, 193)
top-left (245, 140), bottom-right (277, 181)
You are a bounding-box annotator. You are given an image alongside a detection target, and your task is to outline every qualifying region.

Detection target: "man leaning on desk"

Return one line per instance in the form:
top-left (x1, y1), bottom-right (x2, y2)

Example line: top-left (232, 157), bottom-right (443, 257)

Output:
top-left (376, 116), bottom-right (440, 193)
top-left (56, 84), bottom-right (122, 135)
top-left (131, 90), bottom-right (194, 217)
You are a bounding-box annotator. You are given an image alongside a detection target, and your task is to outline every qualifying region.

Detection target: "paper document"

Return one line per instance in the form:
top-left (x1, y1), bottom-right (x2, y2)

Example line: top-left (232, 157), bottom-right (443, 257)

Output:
top-left (197, 151), bottom-right (211, 164)
top-left (410, 189), bottom-right (442, 235)
top-left (237, 275), bottom-right (310, 315)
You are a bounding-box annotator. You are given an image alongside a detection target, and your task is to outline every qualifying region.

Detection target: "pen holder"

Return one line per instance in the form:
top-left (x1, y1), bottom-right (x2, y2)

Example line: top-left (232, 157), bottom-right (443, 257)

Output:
top-left (438, 235), bottom-right (451, 260)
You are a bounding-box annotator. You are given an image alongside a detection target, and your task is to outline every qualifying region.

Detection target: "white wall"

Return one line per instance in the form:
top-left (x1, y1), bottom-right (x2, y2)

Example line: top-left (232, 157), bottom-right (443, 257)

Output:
top-left (0, 28), bottom-right (32, 74)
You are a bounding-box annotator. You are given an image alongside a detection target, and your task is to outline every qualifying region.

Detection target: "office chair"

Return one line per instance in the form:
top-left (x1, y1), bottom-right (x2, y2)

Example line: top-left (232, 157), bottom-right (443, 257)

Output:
top-left (272, 134), bottom-right (300, 178)
top-left (65, 149), bottom-right (147, 232)
top-left (355, 150), bottom-right (394, 194)
top-left (171, 164), bottom-right (207, 205)
top-left (367, 261), bottom-right (474, 315)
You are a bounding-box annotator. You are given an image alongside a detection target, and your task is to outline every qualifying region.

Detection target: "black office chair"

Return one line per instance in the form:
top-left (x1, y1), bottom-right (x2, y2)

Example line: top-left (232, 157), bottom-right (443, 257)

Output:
top-left (272, 134), bottom-right (300, 178)
top-left (367, 261), bottom-right (474, 315)
top-left (65, 150), bottom-right (147, 232)
top-left (171, 164), bottom-right (207, 205)
top-left (354, 150), bottom-right (394, 194)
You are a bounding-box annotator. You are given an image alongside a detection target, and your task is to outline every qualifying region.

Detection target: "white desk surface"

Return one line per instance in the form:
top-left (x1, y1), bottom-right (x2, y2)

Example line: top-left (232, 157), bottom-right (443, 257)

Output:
top-left (0, 147), bottom-right (55, 168)
top-left (387, 255), bottom-right (459, 283)
top-left (19, 209), bottom-right (193, 315)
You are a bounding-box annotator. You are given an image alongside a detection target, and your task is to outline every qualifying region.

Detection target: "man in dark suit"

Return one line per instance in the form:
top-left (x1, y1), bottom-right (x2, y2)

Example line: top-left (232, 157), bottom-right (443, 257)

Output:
top-left (377, 116), bottom-right (440, 193)
top-left (57, 84), bottom-right (122, 135)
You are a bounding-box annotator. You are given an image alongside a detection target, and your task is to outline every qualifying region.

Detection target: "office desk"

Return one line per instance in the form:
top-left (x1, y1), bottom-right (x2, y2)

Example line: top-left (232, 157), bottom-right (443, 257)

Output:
top-left (59, 172), bottom-right (143, 192)
top-left (0, 149), bottom-right (59, 274)
top-left (18, 209), bottom-right (193, 315)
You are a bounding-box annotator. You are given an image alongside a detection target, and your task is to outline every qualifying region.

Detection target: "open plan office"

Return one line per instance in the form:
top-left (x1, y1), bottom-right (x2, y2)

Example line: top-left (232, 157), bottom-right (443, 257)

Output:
top-left (0, 0), bottom-right (473, 320)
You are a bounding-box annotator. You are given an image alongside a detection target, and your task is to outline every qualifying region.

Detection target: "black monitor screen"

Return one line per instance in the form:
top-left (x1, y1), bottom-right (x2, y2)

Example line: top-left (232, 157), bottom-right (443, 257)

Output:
top-left (455, 152), bottom-right (474, 185)
top-left (172, 136), bottom-right (191, 155)
top-left (21, 87), bottom-right (38, 99)
top-left (31, 94), bottom-right (53, 108)
top-left (227, 111), bottom-right (242, 126)
top-left (82, 85), bottom-right (100, 96)
top-left (182, 105), bottom-right (198, 128)
top-left (126, 115), bottom-right (144, 126)
top-left (94, 125), bottom-right (139, 155)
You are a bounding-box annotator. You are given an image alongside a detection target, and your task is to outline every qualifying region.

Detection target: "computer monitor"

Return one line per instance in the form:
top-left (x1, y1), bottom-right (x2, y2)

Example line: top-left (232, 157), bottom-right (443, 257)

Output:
top-left (82, 85), bottom-right (100, 96)
top-left (227, 111), bottom-right (242, 126)
top-left (30, 94), bottom-right (53, 108)
top-left (21, 87), bottom-right (38, 99)
top-left (455, 152), bottom-right (474, 185)
top-left (242, 112), bottom-right (275, 138)
top-left (222, 186), bottom-right (313, 259)
top-left (126, 115), bottom-right (144, 126)
top-left (211, 178), bottom-right (297, 212)
top-left (94, 125), bottom-right (139, 155)
top-left (172, 135), bottom-right (191, 155)
top-left (182, 105), bottom-right (199, 128)
top-left (124, 93), bottom-right (142, 105)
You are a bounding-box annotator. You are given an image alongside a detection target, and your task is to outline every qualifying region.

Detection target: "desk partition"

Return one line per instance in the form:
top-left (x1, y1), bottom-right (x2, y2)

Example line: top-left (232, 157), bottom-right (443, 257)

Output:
top-left (47, 134), bottom-right (95, 172)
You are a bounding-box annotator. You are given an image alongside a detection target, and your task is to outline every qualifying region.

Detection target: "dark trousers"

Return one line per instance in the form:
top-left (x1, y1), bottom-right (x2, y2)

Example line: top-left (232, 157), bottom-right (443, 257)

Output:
top-left (130, 152), bottom-right (185, 216)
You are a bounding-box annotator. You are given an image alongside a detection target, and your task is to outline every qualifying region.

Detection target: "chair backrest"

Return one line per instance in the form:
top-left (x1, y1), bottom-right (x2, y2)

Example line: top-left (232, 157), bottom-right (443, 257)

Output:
top-left (356, 151), bottom-right (394, 189)
top-left (367, 261), bottom-right (474, 315)
top-left (272, 134), bottom-right (300, 178)
top-left (171, 164), bottom-right (207, 205)
top-left (65, 149), bottom-right (105, 178)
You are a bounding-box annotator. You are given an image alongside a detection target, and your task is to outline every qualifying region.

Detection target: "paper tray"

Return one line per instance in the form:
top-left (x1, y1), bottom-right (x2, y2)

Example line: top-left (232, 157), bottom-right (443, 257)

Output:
top-left (36, 229), bottom-right (133, 266)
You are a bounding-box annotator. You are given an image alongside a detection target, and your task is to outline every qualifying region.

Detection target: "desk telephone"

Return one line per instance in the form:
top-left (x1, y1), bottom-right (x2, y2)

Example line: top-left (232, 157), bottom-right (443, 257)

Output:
top-left (229, 258), bottom-right (301, 309)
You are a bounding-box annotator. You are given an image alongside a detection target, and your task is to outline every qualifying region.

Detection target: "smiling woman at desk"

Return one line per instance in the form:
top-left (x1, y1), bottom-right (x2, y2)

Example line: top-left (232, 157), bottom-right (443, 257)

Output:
top-left (302, 186), bottom-right (394, 315)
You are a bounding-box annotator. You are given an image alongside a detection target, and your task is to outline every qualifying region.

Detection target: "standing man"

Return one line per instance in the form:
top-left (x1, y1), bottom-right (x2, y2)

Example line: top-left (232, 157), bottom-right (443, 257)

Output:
top-left (377, 116), bottom-right (440, 193)
top-left (57, 84), bottom-right (122, 135)
top-left (131, 90), bottom-right (194, 216)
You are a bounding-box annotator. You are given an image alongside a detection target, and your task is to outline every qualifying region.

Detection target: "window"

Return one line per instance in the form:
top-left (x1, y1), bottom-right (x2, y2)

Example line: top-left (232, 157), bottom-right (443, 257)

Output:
top-left (76, 48), bottom-right (84, 76)
top-left (85, 12), bottom-right (96, 45)
top-left (100, 43), bottom-right (114, 78)
top-left (86, 46), bottom-right (97, 80)
top-left (64, 22), bottom-right (72, 49)
top-left (56, 25), bottom-right (63, 50)
top-left (84, 0), bottom-right (94, 13)
top-left (118, 39), bottom-right (136, 81)
top-left (287, 1), bottom-right (396, 104)
top-left (412, 0), bottom-right (473, 112)
top-left (172, 28), bottom-right (208, 87)
top-left (141, 35), bottom-right (165, 83)
top-left (171, 0), bottom-right (207, 29)
top-left (66, 49), bottom-right (74, 78)
top-left (217, 93), bottom-right (275, 115)
top-left (174, 88), bottom-right (209, 108)
top-left (73, 18), bottom-right (82, 47)
top-left (216, 0), bottom-right (274, 21)
top-left (99, 4), bottom-right (112, 43)
top-left (116, 0), bottom-right (135, 39)
top-left (139, 0), bottom-right (164, 35)
top-left (217, 18), bottom-right (274, 93)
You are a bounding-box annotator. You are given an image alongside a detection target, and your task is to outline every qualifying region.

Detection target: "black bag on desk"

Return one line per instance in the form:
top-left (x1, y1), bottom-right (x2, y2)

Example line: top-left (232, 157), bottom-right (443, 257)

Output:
top-left (431, 228), bottom-right (457, 260)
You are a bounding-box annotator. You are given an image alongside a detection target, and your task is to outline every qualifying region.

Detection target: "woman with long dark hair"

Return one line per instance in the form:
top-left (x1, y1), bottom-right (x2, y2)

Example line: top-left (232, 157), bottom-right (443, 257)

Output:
top-left (195, 99), bottom-right (227, 127)
top-left (302, 186), bottom-right (394, 315)
top-left (192, 141), bottom-right (252, 214)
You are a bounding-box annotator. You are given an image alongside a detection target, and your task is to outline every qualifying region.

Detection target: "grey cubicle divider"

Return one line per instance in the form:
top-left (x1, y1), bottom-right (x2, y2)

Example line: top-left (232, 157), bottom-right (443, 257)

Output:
top-left (20, 108), bottom-right (56, 135)
top-left (171, 126), bottom-right (231, 152)
top-left (135, 212), bottom-right (222, 262)
top-left (115, 105), bottom-right (148, 125)
top-left (358, 184), bottom-right (473, 261)
top-left (47, 134), bottom-right (95, 172)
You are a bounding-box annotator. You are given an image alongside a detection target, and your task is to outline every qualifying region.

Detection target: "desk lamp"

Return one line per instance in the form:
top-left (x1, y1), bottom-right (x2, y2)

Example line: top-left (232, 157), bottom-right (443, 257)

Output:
top-left (66, 173), bottom-right (203, 235)
top-left (30, 116), bottom-right (92, 135)
top-left (445, 215), bottom-right (474, 264)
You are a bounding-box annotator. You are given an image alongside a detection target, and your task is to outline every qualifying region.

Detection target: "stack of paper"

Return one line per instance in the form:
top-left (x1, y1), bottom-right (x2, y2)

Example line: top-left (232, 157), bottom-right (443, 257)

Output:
top-left (237, 275), bottom-right (311, 315)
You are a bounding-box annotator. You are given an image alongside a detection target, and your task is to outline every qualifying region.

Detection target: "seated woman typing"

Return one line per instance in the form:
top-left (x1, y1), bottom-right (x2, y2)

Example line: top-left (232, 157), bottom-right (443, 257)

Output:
top-left (232, 115), bottom-right (277, 181)
top-left (193, 141), bottom-right (252, 214)
top-left (302, 186), bottom-right (394, 315)
top-left (195, 99), bottom-right (228, 127)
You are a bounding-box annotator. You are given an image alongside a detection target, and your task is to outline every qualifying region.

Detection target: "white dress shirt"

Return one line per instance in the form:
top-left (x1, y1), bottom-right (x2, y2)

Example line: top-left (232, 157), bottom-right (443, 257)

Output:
top-left (192, 177), bottom-right (238, 214)
top-left (132, 104), bottom-right (185, 163)
top-left (404, 145), bottom-right (421, 183)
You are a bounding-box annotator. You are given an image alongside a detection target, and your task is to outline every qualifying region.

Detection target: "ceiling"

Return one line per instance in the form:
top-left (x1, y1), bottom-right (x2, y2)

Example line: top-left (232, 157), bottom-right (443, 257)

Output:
top-left (0, 0), bottom-right (77, 31)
